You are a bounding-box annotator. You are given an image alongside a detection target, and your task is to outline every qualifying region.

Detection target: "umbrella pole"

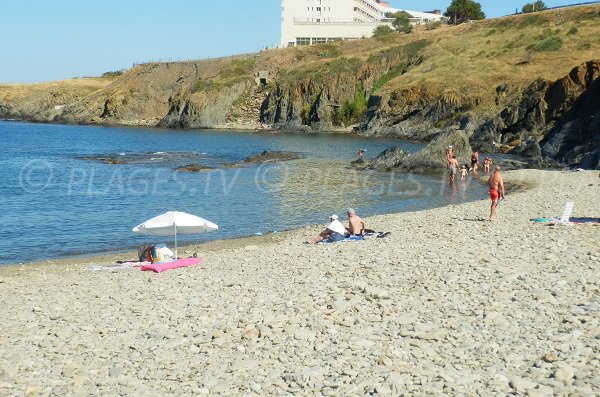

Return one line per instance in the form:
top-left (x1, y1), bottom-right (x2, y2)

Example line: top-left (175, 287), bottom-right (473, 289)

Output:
top-left (174, 225), bottom-right (178, 259)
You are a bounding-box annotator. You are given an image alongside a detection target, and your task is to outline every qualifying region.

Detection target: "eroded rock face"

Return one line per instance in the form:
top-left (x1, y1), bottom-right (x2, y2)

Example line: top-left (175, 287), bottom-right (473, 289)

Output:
top-left (159, 81), bottom-right (252, 129)
top-left (493, 60), bottom-right (600, 167)
top-left (363, 60), bottom-right (600, 169)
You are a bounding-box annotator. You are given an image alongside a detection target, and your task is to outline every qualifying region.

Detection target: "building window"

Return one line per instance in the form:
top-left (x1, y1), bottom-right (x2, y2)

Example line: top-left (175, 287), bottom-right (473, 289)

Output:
top-left (296, 37), bottom-right (311, 46)
top-left (312, 37), bottom-right (327, 44)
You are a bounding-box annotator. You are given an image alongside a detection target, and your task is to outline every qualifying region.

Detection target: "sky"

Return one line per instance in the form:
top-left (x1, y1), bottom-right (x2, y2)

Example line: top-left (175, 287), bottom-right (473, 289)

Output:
top-left (0, 0), bottom-right (573, 83)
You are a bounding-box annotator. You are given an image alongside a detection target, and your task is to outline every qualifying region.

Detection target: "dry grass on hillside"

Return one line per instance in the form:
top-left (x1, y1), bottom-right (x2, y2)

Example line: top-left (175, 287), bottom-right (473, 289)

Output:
top-left (403, 6), bottom-right (600, 103)
top-left (0, 77), bottom-right (114, 102)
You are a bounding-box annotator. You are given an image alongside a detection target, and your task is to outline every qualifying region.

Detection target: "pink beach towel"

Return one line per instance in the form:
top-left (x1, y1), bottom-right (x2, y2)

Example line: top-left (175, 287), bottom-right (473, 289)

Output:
top-left (141, 257), bottom-right (203, 273)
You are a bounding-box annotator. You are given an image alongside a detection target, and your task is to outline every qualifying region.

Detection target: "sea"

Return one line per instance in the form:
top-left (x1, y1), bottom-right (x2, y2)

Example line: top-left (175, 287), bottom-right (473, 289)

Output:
top-left (1, 121), bottom-right (490, 266)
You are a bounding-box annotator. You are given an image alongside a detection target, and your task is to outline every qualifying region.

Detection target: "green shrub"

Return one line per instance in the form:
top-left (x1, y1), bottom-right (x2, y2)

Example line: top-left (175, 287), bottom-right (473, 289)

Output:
top-left (338, 90), bottom-right (367, 126)
top-left (531, 36), bottom-right (563, 52)
top-left (300, 104), bottom-right (312, 124)
top-left (373, 25), bottom-right (394, 38)
top-left (219, 58), bottom-right (255, 79)
top-left (386, 11), bottom-right (412, 33)
top-left (567, 27), bottom-right (578, 35)
top-left (325, 57), bottom-right (362, 74)
top-left (425, 21), bottom-right (443, 31)
top-left (102, 70), bottom-right (124, 77)
top-left (403, 39), bottom-right (431, 58)
top-left (372, 64), bottom-right (406, 93)
top-left (192, 80), bottom-right (219, 93)
top-left (517, 14), bottom-right (549, 28)
top-left (314, 43), bottom-right (340, 58)
top-left (368, 39), bottom-right (430, 93)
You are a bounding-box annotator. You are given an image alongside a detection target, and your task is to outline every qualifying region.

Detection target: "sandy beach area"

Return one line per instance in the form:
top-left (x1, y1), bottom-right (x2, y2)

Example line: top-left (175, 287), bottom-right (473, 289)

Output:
top-left (1, 169), bottom-right (598, 396)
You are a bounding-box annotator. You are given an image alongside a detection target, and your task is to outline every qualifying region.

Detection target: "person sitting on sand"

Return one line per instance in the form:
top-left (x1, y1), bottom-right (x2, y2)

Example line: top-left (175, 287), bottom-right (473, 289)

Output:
top-left (487, 166), bottom-right (505, 222)
top-left (308, 214), bottom-right (346, 244)
top-left (346, 208), bottom-right (366, 236)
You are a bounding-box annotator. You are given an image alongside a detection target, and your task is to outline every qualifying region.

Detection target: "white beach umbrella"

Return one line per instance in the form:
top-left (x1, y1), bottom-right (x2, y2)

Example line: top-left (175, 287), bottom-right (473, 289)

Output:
top-left (132, 211), bottom-right (218, 258)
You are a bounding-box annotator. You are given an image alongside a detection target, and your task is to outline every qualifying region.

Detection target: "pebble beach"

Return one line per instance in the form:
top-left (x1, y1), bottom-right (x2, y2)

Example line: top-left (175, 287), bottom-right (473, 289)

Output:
top-left (0, 169), bottom-right (598, 396)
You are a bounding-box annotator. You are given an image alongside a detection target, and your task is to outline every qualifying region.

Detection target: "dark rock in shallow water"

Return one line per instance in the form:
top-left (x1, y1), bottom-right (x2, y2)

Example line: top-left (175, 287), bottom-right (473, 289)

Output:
top-left (175, 163), bottom-right (213, 172)
top-left (243, 151), bottom-right (303, 164)
top-left (367, 147), bottom-right (409, 171)
top-left (80, 156), bottom-right (128, 165)
top-left (360, 131), bottom-right (472, 172)
top-left (223, 151), bottom-right (304, 168)
top-left (404, 130), bottom-right (471, 171)
top-left (350, 157), bottom-right (367, 169)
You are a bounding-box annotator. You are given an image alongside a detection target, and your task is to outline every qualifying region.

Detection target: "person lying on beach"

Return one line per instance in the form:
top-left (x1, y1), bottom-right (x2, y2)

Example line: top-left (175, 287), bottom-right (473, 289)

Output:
top-left (487, 166), bottom-right (505, 222)
top-left (307, 214), bottom-right (346, 244)
top-left (346, 208), bottom-right (366, 236)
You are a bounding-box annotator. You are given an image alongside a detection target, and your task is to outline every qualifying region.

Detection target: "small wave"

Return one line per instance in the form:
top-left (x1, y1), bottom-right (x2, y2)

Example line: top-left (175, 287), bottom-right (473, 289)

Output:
top-left (153, 151), bottom-right (167, 155)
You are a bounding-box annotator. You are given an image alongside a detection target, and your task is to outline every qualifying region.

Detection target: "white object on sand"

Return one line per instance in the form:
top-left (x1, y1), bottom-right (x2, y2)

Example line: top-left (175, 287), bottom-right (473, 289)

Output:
top-left (133, 211), bottom-right (218, 258)
top-left (558, 202), bottom-right (574, 225)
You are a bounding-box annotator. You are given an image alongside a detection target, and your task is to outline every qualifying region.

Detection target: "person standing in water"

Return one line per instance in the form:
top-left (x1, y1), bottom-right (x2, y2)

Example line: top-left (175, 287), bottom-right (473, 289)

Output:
top-left (471, 150), bottom-right (479, 174)
top-left (448, 155), bottom-right (460, 183)
top-left (357, 148), bottom-right (366, 161)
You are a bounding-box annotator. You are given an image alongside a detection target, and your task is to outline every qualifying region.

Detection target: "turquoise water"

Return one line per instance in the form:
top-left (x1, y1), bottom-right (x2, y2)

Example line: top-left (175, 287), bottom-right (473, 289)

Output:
top-left (1, 121), bottom-right (488, 265)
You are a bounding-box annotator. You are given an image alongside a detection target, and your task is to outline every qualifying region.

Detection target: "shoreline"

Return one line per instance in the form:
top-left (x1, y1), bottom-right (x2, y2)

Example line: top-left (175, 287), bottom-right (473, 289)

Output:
top-left (0, 172), bottom-right (571, 269)
top-left (1, 169), bottom-right (598, 395)
top-left (0, 117), bottom-right (355, 135)
top-left (3, 175), bottom-right (495, 268)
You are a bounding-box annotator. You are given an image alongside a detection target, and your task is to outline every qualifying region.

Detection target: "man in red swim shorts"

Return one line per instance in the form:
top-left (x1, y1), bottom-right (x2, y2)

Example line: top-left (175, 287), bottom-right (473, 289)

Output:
top-left (487, 166), bottom-right (505, 222)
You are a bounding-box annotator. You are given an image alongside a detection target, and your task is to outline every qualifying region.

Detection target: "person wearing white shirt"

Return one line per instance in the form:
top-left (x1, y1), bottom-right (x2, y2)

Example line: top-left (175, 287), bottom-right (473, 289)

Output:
top-left (307, 214), bottom-right (346, 244)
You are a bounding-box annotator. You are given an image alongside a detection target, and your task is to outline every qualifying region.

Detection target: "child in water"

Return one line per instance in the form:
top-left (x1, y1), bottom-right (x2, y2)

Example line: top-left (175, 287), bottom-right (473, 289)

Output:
top-left (460, 165), bottom-right (468, 181)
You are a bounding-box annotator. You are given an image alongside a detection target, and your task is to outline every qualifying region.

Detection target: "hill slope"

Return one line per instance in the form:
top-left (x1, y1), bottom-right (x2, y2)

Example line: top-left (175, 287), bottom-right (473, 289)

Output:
top-left (1, 5), bottom-right (599, 167)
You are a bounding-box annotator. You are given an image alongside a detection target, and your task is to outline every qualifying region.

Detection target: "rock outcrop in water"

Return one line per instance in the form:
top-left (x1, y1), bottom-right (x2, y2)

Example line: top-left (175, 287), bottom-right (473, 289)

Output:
top-left (175, 163), bottom-right (214, 172)
top-left (356, 131), bottom-right (471, 172)
top-left (243, 151), bottom-right (304, 164)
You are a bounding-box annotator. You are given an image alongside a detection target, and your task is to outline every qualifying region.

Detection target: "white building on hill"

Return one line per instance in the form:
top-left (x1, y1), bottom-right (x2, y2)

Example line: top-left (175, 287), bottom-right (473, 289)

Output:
top-left (281, 0), bottom-right (447, 47)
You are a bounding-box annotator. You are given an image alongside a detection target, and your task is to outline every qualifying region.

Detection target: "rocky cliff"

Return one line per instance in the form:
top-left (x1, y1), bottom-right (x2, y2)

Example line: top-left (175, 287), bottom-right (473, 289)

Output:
top-left (1, 5), bottom-right (599, 168)
top-left (362, 60), bottom-right (600, 169)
